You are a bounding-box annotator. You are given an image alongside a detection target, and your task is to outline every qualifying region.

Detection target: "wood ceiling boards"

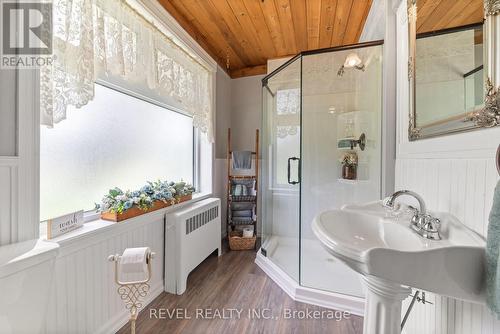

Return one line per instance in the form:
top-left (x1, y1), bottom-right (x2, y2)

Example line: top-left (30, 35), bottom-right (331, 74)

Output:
top-left (416, 0), bottom-right (484, 34)
top-left (159, 0), bottom-right (374, 78)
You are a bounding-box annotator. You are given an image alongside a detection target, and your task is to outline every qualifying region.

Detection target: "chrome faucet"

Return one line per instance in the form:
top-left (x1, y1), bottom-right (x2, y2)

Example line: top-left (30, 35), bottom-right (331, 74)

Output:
top-left (385, 190), bottom-right (441, 240)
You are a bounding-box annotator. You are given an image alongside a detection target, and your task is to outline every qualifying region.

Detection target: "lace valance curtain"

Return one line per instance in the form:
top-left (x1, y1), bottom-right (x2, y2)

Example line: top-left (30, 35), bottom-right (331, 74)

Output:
top-left (41, 0), bottom-right (214, 141)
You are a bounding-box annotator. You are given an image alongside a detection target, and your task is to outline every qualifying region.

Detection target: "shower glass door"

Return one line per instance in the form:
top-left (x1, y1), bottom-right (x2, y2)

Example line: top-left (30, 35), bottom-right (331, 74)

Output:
top-left (261, 42), bottom-right (383, 299)
top-left (261, 57), bottom-right (301, 282)
top-left (300, 44), bottom-right (383, 297)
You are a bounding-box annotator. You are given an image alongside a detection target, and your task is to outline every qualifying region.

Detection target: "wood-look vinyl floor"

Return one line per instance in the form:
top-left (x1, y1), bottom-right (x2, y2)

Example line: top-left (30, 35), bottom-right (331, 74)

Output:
top-left (117, 248), bottom-right (363, 334)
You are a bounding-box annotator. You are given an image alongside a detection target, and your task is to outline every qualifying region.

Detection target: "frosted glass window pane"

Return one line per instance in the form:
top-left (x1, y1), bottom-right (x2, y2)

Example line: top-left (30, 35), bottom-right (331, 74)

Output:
top-left (40, 84), bottom-right (193, 221)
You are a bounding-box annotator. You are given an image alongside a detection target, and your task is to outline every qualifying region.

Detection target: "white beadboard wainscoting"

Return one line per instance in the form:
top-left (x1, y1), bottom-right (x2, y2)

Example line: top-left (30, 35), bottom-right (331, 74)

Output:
top-left (0, 159), bottom-right (18, 246)
top-left (394, 0), bottom-right (500, 331)
top-left (43, 210), bottom-right (165, 334)
top-left (396, 156), bottom-right (500, 334)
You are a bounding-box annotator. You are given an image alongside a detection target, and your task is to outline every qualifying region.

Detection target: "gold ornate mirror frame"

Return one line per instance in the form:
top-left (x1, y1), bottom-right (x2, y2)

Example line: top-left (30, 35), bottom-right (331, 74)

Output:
top-left (408, 0), bottom-right (500, 141)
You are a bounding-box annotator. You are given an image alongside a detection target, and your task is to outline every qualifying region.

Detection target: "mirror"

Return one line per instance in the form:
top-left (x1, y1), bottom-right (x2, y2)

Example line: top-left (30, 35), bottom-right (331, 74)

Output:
top-left (408, 0), bottom-right (500, 140)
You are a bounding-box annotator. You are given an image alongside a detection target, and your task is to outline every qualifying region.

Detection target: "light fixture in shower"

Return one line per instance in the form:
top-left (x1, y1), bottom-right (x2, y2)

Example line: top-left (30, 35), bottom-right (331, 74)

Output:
top-left (337, 53), bottom-right (365, 77)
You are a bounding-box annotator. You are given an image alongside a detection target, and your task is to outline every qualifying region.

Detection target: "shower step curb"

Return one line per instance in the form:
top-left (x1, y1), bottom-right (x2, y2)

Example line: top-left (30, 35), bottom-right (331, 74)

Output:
top-left (255, 251), bottom-right (365, 317)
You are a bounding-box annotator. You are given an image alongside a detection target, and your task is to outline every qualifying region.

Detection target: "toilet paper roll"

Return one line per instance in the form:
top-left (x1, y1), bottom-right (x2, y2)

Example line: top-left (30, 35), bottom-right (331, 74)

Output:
top-left (119, 247), bottom-right (150, 275)
top-left (242, 227), bottom-right (254, 238)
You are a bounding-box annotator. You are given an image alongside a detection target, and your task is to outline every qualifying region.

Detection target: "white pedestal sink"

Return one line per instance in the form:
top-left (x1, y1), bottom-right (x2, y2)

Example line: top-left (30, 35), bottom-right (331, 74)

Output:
top-left (312, 201), bottom-right (486, 334)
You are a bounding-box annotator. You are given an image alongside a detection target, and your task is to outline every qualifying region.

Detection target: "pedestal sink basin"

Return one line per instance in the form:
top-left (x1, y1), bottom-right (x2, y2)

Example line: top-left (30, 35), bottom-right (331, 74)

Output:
top-left (312, 200), bottom-right (486, 334)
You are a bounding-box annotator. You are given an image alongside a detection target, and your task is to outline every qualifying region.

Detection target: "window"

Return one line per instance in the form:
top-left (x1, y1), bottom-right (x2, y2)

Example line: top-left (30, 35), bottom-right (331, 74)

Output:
top-left (40, 83), bottom-right (196, 221)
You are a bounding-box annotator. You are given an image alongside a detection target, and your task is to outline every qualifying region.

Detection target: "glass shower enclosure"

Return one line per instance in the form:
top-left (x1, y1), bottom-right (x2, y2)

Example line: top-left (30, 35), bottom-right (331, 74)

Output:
top-left (261, 42), bottom-right (383, 297)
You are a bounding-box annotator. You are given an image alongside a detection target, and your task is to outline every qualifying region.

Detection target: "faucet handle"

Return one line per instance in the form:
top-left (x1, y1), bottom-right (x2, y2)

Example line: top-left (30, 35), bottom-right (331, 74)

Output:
top-left (409, 211), bottom-right (442, 240)
top-left (419, 216), bottom-right (442, 240)
top-left (410, 212), bottom-right (424, 229)
top-left (421, 217), bottom-right (439, 233)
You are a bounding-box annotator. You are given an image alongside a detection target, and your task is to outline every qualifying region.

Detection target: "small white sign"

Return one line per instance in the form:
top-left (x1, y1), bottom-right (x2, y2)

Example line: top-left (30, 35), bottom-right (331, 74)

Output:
top-left (47, 210), bottom-right (84, 239)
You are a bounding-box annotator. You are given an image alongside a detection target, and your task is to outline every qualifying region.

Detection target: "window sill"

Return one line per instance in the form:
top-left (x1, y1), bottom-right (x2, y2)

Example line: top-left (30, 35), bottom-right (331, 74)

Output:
top-left (40, 192), bottom-right (213, 252)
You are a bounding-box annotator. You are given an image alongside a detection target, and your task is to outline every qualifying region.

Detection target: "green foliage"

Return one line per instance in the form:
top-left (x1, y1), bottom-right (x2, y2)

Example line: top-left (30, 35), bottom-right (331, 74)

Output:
top-left (95, 179), bottom-right (195, 214)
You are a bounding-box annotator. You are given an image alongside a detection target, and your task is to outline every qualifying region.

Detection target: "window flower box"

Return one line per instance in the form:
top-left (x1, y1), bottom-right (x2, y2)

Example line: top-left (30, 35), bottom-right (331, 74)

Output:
top-left (96, 180), bottom-right (195, 222)
top-left (101, 200), bottom-right (171, 222)
top-left (101, 194), bottom-right (192, 222)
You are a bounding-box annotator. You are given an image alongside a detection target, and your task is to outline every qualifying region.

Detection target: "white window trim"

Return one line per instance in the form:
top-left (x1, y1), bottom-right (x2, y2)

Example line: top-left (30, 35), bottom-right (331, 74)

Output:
top-left (96, 79), bottom-right (192, 118)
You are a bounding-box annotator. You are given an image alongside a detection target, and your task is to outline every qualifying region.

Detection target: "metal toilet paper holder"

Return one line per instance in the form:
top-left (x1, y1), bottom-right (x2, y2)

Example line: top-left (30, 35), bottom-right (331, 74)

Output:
top-left (108, 251), bottom-right (155, 334)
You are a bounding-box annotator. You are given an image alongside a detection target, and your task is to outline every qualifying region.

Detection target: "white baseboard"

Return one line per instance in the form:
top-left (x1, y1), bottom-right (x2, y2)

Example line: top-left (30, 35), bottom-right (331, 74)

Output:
top-left (96, 280), bottom-right (164, 334)
top-left (255, 251), bottom-right (365, 317)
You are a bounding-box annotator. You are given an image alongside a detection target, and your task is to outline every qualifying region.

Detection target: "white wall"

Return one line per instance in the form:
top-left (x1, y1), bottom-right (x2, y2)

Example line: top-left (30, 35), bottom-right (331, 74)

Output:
top-left (214, 68), bottom-right (264, 237)
top-left (0, 69), bottom-right (18, 246)
top-left (230, 75), bottom-right (264, 153)
top-left (0, 69), bottom-right (16, 156)
top-left (267, 57), bottom-right (292, 73)
top-left (394, 2), bottom-right (500, 333)
top-left (215, 67), bottom-right (232, 159)
top-left (0, 69), bottom-right (39, 246)
top-left (214, 67), bottom-right (231, 235)
top-left (359, 0), bottom-right (385, 43)
top-left (397, 134), bottom-right (500, 334)
top-left (229, 74), bottom-right (263, 234)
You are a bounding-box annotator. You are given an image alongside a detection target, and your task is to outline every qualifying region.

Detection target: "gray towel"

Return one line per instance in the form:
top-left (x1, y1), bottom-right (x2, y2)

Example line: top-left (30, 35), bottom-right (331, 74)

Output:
top-left (487, 180), bottom-right (500, 317)
top-left (231, 179), bottom-right (254, 196)
top-left (232, 202), bottom-right (254, 210)
top-left (232, 184), bottom-right (249, 196)
top-left (232, 151), bottom-right (252, 169)
top-left (232, 217), bottom-right (253, 224)
top-left (232, 210), bottom-right (253, 217)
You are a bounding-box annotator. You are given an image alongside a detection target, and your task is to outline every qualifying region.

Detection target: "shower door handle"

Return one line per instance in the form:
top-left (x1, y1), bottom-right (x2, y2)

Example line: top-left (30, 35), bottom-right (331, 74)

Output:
top-left (287, 157), bottom-right (300, 185)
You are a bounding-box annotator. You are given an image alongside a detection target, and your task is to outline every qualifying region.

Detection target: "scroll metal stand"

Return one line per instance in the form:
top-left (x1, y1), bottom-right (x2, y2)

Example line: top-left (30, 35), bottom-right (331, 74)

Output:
top-left (108, 251), bottom-right (155, 334)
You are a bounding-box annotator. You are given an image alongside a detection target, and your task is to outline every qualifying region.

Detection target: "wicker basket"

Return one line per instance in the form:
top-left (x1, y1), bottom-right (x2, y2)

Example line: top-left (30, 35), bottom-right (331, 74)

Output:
top-left (228, 231), bottom-right (256, 251)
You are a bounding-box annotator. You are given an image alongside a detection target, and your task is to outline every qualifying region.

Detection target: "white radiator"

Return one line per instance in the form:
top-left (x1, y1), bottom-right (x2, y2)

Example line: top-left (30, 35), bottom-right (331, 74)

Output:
top-left (165, 198), bottom-right (221, 294)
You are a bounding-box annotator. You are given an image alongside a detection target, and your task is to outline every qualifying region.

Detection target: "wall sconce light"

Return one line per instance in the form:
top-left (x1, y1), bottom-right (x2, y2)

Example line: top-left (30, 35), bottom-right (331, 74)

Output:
top-left (338, 53), bottom-right (365, 77)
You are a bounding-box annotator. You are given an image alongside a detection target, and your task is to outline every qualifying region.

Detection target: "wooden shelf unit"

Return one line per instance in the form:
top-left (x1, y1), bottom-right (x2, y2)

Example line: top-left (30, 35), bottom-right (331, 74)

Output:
top-left (226, 128), bottom-right (259, 249)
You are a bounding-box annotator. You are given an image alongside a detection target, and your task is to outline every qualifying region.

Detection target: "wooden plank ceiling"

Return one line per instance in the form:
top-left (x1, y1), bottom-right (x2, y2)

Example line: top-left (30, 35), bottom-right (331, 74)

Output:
top-left (159, 0), bottom-right (373, 78)
top-left (416, 0), bottom-right (484, 34)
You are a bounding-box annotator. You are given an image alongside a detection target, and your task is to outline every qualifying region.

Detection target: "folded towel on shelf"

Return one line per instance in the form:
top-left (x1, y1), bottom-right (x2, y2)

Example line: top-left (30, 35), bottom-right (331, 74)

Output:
top-left (231, 202), bottom-right (254, 210)
top-left (231, 179), bottom-right (254, 196)
top-left (232, 151), bottom-right (252, 169)
top-left (487, 180), bottom-right (500, 317)
top-left (233, 184), bottom-right (244, 196)
top-left (232, 210), bottom-right (253, 218)
top-left (231, 217), bottom-right (253, 224)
